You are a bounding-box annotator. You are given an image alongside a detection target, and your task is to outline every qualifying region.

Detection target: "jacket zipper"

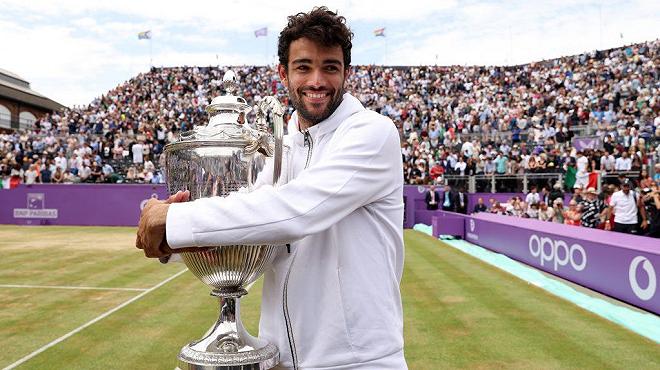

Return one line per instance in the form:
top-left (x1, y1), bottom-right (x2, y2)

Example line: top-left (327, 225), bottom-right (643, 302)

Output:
top-left (282, 130), bottom-right (313, 370)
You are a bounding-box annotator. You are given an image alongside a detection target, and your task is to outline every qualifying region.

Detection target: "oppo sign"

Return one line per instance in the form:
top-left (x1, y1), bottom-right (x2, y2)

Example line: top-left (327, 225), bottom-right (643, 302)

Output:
top-left (528, 234), bottom-right (587, 272)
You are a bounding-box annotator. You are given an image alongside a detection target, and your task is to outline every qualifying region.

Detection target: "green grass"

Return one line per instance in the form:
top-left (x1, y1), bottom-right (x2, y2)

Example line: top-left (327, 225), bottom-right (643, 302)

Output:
top-left (402, 231), bottom-right (659, 369)
top-left (0, 226), bottom-right (657, 369)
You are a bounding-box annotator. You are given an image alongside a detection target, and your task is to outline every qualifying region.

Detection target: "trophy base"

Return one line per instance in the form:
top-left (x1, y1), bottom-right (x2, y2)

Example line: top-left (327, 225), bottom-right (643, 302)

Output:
top-left (177, 342), bottom-right (279, 370)
top-left (177, 294), bottom-right (279, 370)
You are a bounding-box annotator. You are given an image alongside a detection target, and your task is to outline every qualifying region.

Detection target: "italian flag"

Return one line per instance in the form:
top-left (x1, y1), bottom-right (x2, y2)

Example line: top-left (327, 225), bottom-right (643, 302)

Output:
top-left (0, 176), bottom-right (20, 189)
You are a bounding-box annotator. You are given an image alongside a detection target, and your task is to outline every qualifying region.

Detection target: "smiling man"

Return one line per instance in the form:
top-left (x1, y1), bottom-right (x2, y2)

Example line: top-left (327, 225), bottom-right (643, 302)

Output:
top-left (136, 7), bottom-right (406, 369)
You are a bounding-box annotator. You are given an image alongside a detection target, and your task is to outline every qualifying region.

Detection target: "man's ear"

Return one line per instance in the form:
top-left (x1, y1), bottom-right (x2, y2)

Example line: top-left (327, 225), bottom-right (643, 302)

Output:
top-left (278, 64), bottom-right (288, 85)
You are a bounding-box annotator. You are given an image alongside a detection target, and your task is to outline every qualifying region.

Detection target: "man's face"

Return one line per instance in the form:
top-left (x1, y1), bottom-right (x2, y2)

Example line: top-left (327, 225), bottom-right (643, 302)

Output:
top-left (278, 38), bottom-right (348, 128)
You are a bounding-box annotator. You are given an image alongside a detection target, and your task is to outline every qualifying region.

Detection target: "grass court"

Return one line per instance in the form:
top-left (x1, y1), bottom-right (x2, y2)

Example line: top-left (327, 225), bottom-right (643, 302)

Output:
top-left (0, 226), bottom-right (657, 369)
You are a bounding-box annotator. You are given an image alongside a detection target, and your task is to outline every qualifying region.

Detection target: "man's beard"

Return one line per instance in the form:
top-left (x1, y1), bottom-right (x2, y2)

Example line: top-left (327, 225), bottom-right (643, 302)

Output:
top-left (289, 85), bottom-right (344, 126)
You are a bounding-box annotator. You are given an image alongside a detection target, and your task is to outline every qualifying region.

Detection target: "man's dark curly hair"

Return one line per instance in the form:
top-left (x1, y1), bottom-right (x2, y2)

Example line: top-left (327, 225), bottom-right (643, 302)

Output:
top-left (278, 7), bottom-right (353, 70)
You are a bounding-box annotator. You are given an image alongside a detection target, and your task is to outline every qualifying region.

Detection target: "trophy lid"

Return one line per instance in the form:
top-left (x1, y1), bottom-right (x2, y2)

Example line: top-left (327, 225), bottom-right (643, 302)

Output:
top-left (168, 69), bottom-right (258, 147)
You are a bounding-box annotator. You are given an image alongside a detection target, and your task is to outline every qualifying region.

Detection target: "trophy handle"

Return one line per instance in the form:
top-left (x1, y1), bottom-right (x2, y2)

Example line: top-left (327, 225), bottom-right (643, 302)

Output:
top-left (256, 97), bottom-right (285, 186)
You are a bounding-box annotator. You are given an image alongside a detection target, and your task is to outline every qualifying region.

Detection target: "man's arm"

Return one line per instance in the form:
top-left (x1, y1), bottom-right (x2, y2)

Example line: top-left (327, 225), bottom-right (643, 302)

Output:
top-left (137, 114), bottom-right (401, 257)
top-left (638, 195), bottom-right (648, 230)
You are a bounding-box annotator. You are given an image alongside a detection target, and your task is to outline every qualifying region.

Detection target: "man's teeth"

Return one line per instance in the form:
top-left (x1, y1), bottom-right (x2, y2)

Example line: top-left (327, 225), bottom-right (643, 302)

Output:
top-left (307, 93), bottom-right (327, 98)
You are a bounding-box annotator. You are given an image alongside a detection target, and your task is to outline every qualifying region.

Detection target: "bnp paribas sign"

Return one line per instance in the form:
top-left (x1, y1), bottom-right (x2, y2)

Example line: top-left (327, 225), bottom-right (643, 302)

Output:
top-left (13, 193), bottom-right (58, 219)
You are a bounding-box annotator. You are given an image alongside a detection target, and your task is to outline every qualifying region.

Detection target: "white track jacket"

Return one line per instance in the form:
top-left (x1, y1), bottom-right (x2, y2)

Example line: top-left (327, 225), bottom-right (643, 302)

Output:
top-left (167, 93), bottom-right (406, 369)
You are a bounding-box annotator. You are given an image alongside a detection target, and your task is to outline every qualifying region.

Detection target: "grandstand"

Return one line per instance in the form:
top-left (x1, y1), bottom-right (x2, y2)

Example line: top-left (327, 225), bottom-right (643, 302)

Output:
top-left (0, 40), bottom-right (658, 235)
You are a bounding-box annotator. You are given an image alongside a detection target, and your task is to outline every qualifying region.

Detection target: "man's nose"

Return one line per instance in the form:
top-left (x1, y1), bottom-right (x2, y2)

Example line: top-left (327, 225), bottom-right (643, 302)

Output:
top-left (308, 70), bottom-right (326, 89)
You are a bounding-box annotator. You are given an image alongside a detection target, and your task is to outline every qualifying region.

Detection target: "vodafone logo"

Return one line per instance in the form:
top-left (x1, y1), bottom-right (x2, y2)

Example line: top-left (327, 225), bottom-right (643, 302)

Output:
top-left (629, 256), bottom-right (657, 301)
top-left (528, 234), bottom-right (587, 272)
top-left (469, 219), bottom-right (475, 232)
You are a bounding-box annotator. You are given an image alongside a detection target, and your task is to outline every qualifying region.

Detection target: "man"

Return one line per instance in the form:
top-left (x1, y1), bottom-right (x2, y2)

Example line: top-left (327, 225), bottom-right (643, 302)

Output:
top-left (580, 187), bottom-right (605, 228)
top-left (494, 151), bottom-right (507, 174)
top-left (136, 7), bottom-right (406, 369)
top-left (600, 150), bottom-right (615, 173)
top-left (456, 186), bottom-right (468, 214)
top-left (473, 197), bottom-right (487, 213)
top-left (641, 186), bottom-right (660, 237)
top-left (525, 185), bottom-right (540, 206)
top-left (440, 184), bottom-right (456, 212)
top-left (609, 179), bottom-right (644, 234)
top-left (549, 182), bottom-right (564, 205)
top-left (615, 152), bottom-right (632, 171)
top-left (538, 202), bottom-right (555, 222)
top-left (575, 151), bottom-right (589, 189)
top-left (425, 184), bottom-right (440, 210)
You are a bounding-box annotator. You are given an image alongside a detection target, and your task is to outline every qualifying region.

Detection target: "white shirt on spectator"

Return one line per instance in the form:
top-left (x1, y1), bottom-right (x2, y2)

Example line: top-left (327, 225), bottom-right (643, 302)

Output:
top-left (576, 155), bottom-right (588, 174)
top-left (79, 165), bottom-right (91, 180)
top-left (454, 161), bottom-right (467, 175)
top-left (132, 143), bottom-right (144, 164)
top-left (461, 141), bottom-right (474, 157)
top-left (615, 156), bottom-right (632, 171)
top-left (525, 192), bottom-right (540, 205)
top-left (24, 169), bottom-right (38, 184)
top-left (600, 155), bottom-right (615, 172)
top-left (55, 155), bottom-right (67, 171)
top-left (610, 190), bottom-right (638, 224)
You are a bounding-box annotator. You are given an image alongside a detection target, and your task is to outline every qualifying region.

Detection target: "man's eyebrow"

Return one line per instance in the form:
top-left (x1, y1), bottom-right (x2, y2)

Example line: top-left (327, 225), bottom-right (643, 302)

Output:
top-left (323, 59), bottom-right (342, 66)
top-left (291, 58), bottom-right (343, 66)
top-left (292, 58), bottom-right (312, 65)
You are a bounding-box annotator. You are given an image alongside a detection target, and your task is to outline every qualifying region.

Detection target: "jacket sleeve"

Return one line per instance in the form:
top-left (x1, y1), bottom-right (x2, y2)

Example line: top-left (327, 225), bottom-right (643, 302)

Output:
top-left (166, 114), bottom-right (402, 248)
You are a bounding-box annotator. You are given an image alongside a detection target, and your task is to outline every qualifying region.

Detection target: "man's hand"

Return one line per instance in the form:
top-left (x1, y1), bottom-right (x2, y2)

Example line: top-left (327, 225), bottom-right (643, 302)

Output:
top-left (136, 190), bottom-right (190, 258)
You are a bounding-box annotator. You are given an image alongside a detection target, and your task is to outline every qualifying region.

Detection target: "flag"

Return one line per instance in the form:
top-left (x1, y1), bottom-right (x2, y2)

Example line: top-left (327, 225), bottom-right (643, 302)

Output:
top-left (138, 30), bottom-right (152, 40)
top-left (254, 27), bottom-right (267, 38)
top-left (374, 27), bottom-right (385, 37)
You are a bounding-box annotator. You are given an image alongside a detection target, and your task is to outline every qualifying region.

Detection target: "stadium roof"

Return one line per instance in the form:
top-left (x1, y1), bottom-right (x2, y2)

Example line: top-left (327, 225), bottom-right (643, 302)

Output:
top-left (0, 68), bottom-right (65, 111)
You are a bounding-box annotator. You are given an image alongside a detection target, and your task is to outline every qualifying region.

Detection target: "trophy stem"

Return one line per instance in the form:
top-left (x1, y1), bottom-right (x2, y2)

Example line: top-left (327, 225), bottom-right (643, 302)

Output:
top-left (178, 287), bottom-right (279, 369)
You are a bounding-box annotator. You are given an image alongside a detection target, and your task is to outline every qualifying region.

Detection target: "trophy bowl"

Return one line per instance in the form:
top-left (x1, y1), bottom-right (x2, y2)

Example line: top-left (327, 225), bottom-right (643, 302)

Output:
top-left (165, 70), bottom-right (285, 370)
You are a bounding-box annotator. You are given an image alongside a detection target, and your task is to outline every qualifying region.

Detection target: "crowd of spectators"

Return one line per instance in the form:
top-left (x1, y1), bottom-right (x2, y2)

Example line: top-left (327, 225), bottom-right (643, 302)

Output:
top-left (470, 180), bottom-right (660, 238)
top-left (0, 40), bottom-right (658, 191)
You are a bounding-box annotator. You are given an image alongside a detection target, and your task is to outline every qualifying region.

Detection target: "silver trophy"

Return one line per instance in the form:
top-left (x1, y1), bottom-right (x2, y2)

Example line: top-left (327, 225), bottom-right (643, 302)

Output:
top-left (164, 70), bottom-right (286, 369)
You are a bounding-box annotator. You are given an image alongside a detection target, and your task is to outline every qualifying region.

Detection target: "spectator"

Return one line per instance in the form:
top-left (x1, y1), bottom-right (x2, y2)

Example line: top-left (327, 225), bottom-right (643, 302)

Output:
top-left (525, 185), bottom-right (541, 206)
top-left (473, 197), bottom-right (487, 213)
top-left (580, 187), bottom-right (605, 228)
top-left (641, 186), bottom-right (660, 237)
top-left (538, 202), bottom-right (555, 221)
top-left (52, 167), bottom-right (63, 183)
top-left (564, 200), bottom-right (582, 226)
top-left (425, 185), bottom-right (440, 210)
top-left (608, 179), bottom-right (643, 234)
top-left (440, 185), bottom-right (456, 212)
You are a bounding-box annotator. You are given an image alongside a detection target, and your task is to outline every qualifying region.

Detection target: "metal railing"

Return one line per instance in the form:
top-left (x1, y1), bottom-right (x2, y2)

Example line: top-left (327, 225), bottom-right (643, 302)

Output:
top-left (439, 171), bottom-right (642, 193)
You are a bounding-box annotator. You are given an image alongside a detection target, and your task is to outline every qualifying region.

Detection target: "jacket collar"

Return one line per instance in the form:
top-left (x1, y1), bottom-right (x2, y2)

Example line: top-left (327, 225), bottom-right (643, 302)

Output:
top-left (287, 93), bottom-right (364, 142)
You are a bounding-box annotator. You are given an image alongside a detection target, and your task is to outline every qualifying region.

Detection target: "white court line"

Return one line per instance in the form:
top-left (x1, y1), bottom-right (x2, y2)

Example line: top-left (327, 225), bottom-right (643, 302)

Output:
top-left (2, 269), bottom-right (188, 370)
top-left (0, 284), bottom-right (148, 292)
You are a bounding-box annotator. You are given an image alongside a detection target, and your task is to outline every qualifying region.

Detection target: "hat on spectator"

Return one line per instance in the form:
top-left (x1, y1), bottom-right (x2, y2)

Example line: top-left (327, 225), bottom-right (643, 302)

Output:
top-left (621, 178), bottom-right (631, 187)
top-left (553, 183), bottom-right (562, 189)
top-left (585, 187), bottom-right (598, 194)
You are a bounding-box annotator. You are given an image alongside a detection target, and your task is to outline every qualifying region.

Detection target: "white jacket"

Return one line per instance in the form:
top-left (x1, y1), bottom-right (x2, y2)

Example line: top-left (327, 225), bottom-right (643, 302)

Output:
top-left (167, 93), bottom-right (406, 369)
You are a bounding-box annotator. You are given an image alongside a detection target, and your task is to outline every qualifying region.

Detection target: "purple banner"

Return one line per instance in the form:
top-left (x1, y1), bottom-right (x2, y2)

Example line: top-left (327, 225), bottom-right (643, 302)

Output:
top-left (572, 135), bottom-right (602, 151)
top-left (0, 184), bottom-right (169, 226)
top-left (466, 212), bottom-right (659, 314)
